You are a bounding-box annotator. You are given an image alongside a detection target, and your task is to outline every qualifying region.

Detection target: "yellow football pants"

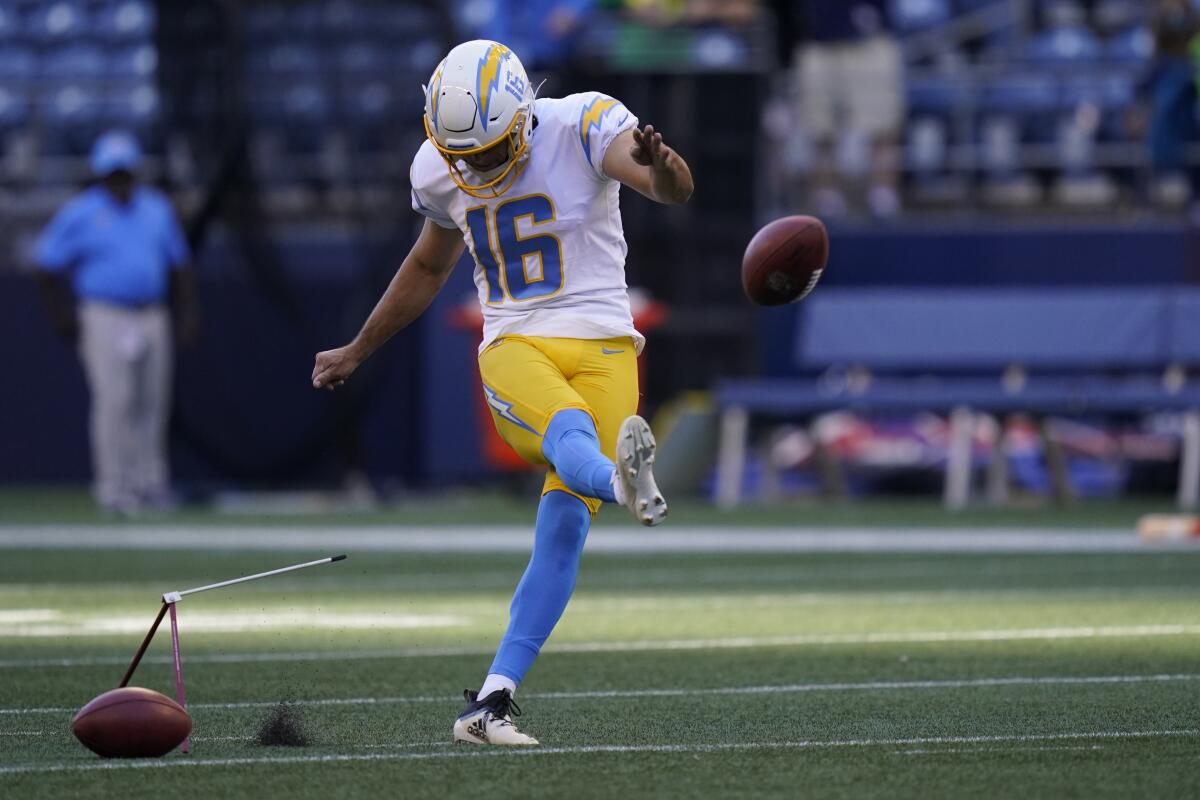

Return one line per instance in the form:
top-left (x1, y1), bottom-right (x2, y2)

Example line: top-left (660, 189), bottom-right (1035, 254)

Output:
top-left (477, 335), bottom-right (639, 513)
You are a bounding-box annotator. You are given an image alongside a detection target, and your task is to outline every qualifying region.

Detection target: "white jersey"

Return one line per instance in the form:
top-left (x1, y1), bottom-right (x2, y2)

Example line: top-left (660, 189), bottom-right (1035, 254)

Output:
top-left (410, 91), bottom-right (643, 354)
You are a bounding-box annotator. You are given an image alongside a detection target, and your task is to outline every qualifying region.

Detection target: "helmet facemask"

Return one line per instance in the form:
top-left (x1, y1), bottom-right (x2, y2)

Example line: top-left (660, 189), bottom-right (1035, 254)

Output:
top-left (423, 108), bottom-right (532, 199)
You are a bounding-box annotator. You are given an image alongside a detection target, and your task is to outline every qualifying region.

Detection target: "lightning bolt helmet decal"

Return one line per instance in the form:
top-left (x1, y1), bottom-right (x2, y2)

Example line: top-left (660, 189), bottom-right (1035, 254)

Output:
top-left (475, 43), bottom-right (511, 132)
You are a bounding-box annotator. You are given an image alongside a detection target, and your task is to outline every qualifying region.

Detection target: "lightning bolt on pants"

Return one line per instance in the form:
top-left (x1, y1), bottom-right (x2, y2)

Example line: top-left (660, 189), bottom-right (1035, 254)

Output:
top-left (476, 334), bottom-right (639, 513)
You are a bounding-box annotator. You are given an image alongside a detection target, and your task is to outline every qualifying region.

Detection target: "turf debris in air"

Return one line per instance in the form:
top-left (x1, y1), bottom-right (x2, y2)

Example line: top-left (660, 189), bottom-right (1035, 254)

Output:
top-left (255, 702), bottom-right (311, 747)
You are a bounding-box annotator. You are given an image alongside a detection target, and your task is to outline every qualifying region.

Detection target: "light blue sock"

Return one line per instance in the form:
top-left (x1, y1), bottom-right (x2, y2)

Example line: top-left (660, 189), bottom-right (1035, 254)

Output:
top-left (489, 491), bottom-right (591, 684)
top-left (541, 409), bottom-right (616, 503)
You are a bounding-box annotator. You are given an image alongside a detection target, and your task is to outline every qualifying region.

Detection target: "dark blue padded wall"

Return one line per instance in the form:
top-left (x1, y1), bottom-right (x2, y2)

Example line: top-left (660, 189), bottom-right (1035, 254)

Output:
top-left (1, 271), bottom-right (424, 485)
top-left (1, 243), bottom-right (488, 487)
top-left (758, 224), bottom-right (1200, 378)
top-left (1169, 290), bottom-right (1200, 364)
top-left (820, 223), bottom-right (1198, 287)
top-left (797, 289), bottom-right (1169, 370)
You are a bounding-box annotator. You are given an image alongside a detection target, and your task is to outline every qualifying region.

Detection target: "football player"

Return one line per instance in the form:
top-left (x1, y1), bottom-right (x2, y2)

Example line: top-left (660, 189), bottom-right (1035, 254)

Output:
top-left (311, 40), bottom-right (693, 745)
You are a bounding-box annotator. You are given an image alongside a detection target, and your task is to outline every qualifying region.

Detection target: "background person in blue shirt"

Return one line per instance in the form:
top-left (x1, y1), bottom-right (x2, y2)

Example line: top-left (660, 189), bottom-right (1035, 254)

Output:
top-left (35, 130), bottom-right (198, 515)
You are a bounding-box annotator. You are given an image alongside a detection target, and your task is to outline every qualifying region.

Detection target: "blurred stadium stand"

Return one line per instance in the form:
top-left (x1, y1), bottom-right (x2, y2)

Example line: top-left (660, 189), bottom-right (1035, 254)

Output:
top-left (0, 2), bottom-right (1176, 250)
top-left (2, 0), bottom-right (1200, 506)
top-left (758, 0), bottom-right (1190, 215)
top-left (0, 2), bottom-right (1181, 228)
top-left (715, 288), bottom-right (1200, 509)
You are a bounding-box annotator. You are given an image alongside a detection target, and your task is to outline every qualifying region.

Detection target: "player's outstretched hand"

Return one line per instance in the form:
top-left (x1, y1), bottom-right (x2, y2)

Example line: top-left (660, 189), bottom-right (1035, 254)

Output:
top-left (630, 125), bottom-right (671, 171)
top-left (312, 346), bottom-right (361, 390)
top-left (607, 123), bottom-right (693, 204)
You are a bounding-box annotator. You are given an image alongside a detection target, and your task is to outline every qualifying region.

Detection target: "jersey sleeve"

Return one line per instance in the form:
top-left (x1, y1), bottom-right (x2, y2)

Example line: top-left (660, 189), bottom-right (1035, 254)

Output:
top-left (34, 198), bottom-right (86, 272)
top-left (411, 184), bottom-right (455, 229)
top-left (575, 92), bottom-right (638, 180)
top-left (409, 145), bottom-right (458, 230)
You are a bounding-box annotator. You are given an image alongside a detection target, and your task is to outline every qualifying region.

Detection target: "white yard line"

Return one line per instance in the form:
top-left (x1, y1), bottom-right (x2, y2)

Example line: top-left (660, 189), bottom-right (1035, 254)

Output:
top-left (1, 525), bottom-right (1193, 553)
top-left (0, 610), bottom-right (60, 623)
top-left (2, 673), bottom-right (1196, 716)
top-left (2, 559), bottom-right (1185, 596)
top-left (0, 729), bottom-right (1195, 775)
top-left (2, 623), bottom-right (1197, 671)
top-left (898, 744), bottom-right (1105, 755)
top-left (0, 611), bottom-right (469, 638)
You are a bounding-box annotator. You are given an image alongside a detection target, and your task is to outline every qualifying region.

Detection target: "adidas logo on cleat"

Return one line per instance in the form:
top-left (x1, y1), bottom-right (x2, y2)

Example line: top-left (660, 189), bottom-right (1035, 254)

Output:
top-left (452, 688), bottom-right (539, 746)
top-left (466, 719), bottom-right (489, 743)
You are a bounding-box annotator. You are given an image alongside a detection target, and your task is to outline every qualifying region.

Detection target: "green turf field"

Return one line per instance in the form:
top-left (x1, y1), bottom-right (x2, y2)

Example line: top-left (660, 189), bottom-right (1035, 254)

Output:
top-left (1, 510), bottom-right (1198, 798)
top-left (0, 486), bottom-right (1180, 527)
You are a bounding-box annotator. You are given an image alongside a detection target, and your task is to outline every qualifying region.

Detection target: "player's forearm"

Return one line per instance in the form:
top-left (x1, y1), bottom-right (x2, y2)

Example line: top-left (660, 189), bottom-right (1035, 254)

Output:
top-left (348, 256), bottom-right (449, 361)
top-left (650, 153), bottom-right (693, 205)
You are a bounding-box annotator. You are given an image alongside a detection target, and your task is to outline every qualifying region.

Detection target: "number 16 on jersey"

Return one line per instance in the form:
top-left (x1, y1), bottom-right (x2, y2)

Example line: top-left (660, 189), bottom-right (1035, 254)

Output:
top-left (466, 194), bottom-right (564, 303)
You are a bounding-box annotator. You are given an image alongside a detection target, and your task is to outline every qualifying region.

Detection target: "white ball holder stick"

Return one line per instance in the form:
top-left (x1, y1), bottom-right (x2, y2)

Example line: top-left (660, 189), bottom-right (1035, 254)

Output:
top-left (117, 555), bottom-right (348, 754)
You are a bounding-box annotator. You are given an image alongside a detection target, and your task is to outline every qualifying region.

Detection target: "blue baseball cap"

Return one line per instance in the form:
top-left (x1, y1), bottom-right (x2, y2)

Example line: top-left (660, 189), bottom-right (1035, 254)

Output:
top-left (90, 130), bottom-right (142, 176)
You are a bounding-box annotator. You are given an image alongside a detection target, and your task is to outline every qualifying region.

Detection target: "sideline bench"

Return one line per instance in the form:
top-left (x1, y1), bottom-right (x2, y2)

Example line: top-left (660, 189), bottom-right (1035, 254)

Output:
top-left (713, 289), bottom-right (1200, 509)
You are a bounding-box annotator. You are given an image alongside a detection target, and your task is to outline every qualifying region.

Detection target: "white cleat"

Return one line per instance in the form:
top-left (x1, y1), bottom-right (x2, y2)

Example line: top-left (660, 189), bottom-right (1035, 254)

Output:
top-left (452, 689), bottom-right (539, 746)
top-left (614, 415), bottom-right (668, 526)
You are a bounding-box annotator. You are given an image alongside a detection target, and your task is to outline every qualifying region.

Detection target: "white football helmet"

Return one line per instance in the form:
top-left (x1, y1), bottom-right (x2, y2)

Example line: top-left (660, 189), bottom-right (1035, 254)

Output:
top-left (423, 40), bottom-right (534, 198)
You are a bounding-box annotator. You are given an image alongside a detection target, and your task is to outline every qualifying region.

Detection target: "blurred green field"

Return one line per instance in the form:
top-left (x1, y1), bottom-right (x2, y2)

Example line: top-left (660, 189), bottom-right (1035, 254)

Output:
top-left (1, 528), bottom-right (1198, 799)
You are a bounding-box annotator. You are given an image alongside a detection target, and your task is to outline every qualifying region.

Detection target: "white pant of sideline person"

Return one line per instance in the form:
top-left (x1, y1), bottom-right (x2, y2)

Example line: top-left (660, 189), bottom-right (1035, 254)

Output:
top-left (78, 300), bottom-right (172, 512)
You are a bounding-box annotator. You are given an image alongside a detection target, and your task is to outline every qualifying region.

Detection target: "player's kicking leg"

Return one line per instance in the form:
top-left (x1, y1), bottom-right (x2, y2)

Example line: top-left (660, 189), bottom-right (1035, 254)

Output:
top-left (613, 414), bottom-right (667, 526)
top-left (535, 406), bottom-right (668, 527)
top-left (458, 337), bottom-right (666, 745)
top-left (452, 412), bottom-right (665, 745)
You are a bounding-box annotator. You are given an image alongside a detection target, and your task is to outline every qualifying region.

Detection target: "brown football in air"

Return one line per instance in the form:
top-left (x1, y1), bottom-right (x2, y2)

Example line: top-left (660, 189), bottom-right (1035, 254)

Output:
top-left (741, 215), bottom-right (830, 306)
top-left (71, 687), bottom-right (191, 758)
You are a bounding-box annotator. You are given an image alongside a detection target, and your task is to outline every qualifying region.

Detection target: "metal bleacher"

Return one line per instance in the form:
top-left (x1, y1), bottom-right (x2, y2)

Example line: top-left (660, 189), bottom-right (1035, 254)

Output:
top-left (0, 0), bottom-right (452, 269)
top-left (0, 1), bottom-right (160, 264)
top-left (215, 1), bottom-right (444, 216)
top-left (894, 0), bottom-right (1158, 209)
top-left (0, 1), bottom-right (159, 151)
